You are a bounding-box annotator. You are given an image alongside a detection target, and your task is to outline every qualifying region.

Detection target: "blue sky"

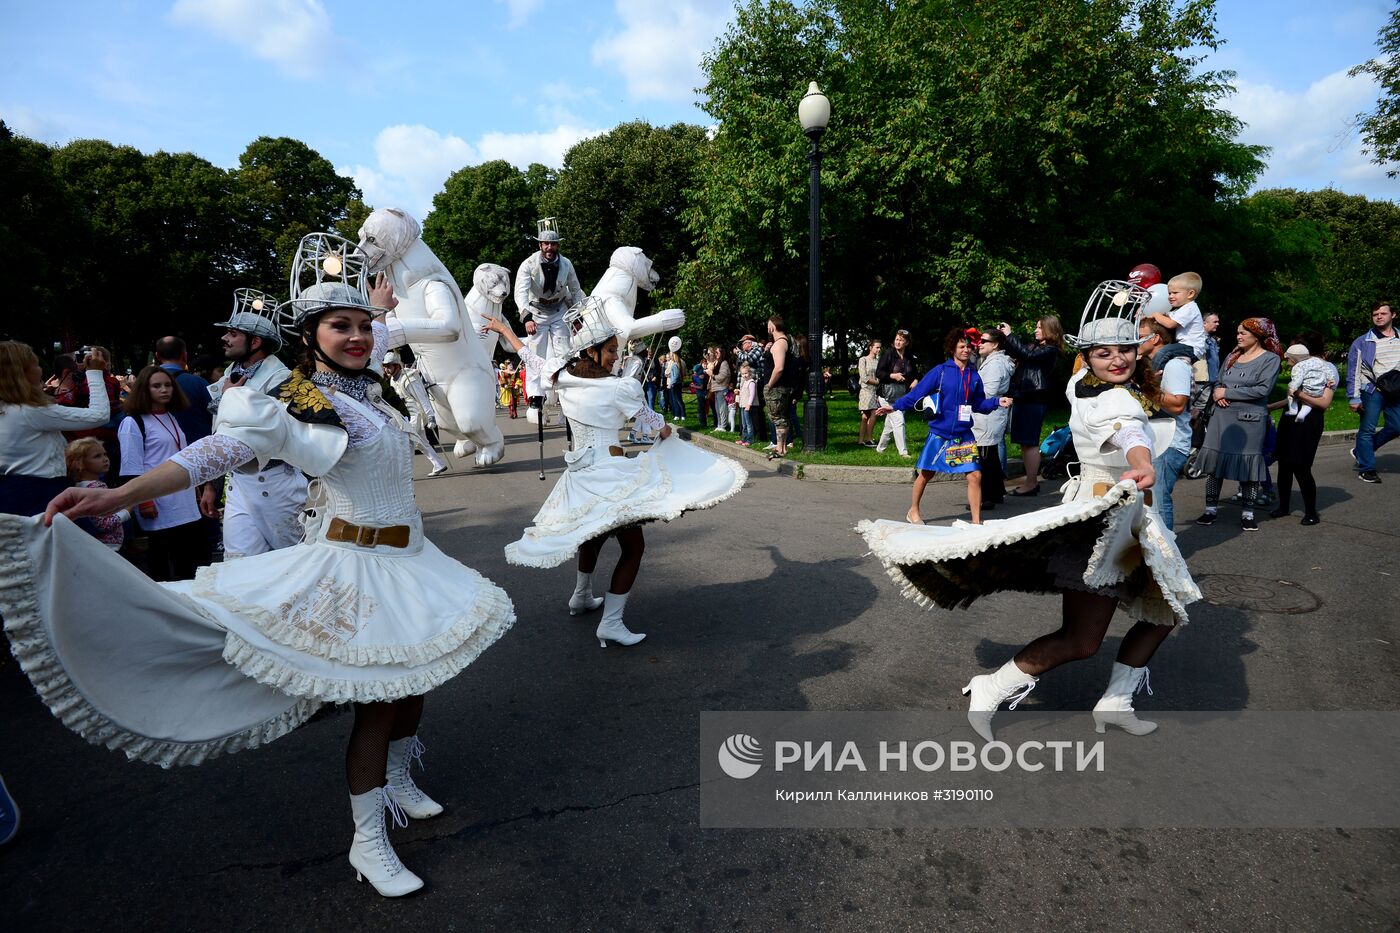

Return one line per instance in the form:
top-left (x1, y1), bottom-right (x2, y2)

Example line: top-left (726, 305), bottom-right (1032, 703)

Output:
top-left (2, 0), bottom-right (1395, 219)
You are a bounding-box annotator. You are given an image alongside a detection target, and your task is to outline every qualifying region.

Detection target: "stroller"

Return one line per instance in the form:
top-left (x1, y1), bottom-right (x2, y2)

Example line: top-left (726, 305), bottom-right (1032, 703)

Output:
top-left (1037, 424), bottom-right (1076, 480)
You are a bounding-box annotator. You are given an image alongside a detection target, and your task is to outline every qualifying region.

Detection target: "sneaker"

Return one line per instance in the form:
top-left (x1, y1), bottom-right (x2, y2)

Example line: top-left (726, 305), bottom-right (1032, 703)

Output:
top-left (1194, 512), bottom-right (1218, 526)
top-left (1227, 491), bottom-right (1245, 505)
top-left (1360, 470), bottom-right (1382, 484)
top-left (1241, 515), bottom-right (1259, 532)
top-left (1256, 489), bottom-right (1276, 507)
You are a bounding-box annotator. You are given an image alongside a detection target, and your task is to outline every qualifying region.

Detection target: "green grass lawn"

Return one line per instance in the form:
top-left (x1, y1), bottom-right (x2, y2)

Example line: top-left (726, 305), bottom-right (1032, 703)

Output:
top-left (665, 384), bottom-right (1361, 467)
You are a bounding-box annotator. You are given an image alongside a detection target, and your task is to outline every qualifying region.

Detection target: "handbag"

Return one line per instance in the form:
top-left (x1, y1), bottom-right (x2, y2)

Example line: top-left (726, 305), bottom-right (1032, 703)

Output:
top-left (878, 382), bottom-right (907, 403)
top-left (1375, 369), bottom-right (1400, 402)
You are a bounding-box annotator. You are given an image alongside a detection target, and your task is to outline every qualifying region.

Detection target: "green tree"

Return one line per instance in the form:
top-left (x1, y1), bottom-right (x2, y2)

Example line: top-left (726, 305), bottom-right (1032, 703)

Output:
top-left (422, 160), bottom-right (555, 291)
top-left (0, 123), bottom-right (89, 348)
top-left (1243, 188), bottom-right (1400, 342)
top-left (234, 136), bottom-right (361, 292)
top-left (682, 0), bottom-right (1265, 356)
top-left (539, 121), bottom-right (710, 295)
top-left (1350, 4), bottom-right (1400, 177)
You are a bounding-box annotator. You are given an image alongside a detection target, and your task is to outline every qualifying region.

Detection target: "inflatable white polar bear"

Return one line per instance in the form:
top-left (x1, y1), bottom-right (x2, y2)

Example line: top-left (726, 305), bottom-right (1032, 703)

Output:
top-left (589, 246), bottom-right (685, 343)
top-left (358, 208), bottom-right (505, 467)
top-left (464, 263), bottom-right (512, 359)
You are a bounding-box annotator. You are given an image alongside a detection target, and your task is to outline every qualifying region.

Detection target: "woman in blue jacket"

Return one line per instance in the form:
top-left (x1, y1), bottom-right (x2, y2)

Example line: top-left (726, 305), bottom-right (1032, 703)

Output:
top-left (878, 327), bottom-right (1012, 524)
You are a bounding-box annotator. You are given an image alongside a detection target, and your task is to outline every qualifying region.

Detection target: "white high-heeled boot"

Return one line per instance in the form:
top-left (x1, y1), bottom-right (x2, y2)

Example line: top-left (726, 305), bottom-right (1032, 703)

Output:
top-left (568, 571), bottom-right (604, 616)
top-left (348, 787), bottom-right (423, 897)
top-left (1091, 662), bottom-right (1157, 735)
top-left (596, 592), bottom-right (645, 647)
top-left (386, 736), bottom-right (443, 819)
top-left (961, 659), bottom-right (1038, 742)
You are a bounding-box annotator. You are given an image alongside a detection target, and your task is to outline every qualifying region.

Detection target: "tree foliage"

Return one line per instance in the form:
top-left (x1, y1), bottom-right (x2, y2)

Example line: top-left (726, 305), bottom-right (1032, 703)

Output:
top-left (0, 124), bottom-right (361, 362)
top-left (1350, 3), bottom-right (1400, 177)
top-left (422, 160), bottom-right (555, 290)
top-left (678, 0), bottom-right (1267, 355)
top-left (539, 121), bottom-right (710, 293)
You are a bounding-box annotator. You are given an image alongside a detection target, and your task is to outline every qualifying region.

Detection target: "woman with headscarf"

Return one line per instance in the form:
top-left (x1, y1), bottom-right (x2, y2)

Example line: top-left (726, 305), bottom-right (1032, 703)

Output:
top-left (1192, 318), bottom-right (1283, 532)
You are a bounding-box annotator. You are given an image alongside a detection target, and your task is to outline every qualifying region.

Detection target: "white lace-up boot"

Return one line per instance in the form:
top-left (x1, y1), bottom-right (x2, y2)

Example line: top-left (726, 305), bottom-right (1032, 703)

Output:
top-left (596, 592), bottom-right (645, 647)
top-left (348, 787), bottom-right (423, 897)
top-left (386, 736), bottom-right (443, 819)
top-left (1091, 662), bottom-right (1157, 735)
top-left (568, 571), bottom-right (605, 616)
top-left (961, 659), bottom-right (1038, 742)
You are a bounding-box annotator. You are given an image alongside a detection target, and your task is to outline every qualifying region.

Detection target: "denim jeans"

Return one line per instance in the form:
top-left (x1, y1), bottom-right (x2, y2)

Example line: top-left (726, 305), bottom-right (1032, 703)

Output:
top-left (1355, 389), bottom-right (1400, 472)
top-left (1151, 446), bottom-right (1189, 530)
top-left (644, 383), bottom-right (658, 411)
top-left (666, 386), bottom-right (686, 419)
top-left (740, 408), bottom-right (755, 443)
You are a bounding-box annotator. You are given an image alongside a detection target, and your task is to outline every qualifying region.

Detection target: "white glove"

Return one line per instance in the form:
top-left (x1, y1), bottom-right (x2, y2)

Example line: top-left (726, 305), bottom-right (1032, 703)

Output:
top-left (655, 308), bottom-right (686, 331)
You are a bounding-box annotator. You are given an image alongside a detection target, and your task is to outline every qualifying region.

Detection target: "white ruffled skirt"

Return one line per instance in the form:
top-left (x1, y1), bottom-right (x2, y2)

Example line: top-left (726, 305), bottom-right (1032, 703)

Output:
top-left (505, 435), bottom-right (747, 568)
top-left (857, 480), bottom-right (1200, 626)
top-left (0, 512), bottom-right (514, 768)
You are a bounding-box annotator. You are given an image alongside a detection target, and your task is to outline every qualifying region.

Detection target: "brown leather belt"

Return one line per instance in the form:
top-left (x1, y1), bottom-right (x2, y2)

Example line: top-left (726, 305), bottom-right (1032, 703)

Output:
top-left (325, 517), bottom-right (411, 549)
top-left (1092, 482), bottom-right (1152, 507)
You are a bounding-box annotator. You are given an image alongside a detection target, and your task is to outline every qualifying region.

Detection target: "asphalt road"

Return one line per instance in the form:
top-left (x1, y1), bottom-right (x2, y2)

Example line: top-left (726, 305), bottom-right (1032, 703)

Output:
top-left (3, 412), bottom-right (1397, 931)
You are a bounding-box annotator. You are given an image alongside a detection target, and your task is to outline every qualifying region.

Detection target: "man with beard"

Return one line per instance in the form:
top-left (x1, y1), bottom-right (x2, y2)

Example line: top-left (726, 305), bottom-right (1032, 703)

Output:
top-left (198, 289), bottom-right (310, 558)
top-left (514, 218), bottom-right (585, 361)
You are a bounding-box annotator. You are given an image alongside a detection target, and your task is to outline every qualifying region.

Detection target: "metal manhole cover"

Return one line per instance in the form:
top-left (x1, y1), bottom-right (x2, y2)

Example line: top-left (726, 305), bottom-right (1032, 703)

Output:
top-left (1195, 574), bottom-right (1322, 615)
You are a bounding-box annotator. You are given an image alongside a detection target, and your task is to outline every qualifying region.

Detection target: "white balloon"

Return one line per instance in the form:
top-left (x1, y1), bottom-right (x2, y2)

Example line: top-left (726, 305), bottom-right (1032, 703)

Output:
top-left (1144, 283), bottom-right (1170, 316)
top-left (668, 336), bottom-right (682, 352)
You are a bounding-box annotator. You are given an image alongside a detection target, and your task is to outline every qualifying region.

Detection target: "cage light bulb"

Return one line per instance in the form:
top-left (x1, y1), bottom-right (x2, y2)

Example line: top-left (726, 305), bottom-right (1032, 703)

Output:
top-left (323, 254), bottom-right (344, 277)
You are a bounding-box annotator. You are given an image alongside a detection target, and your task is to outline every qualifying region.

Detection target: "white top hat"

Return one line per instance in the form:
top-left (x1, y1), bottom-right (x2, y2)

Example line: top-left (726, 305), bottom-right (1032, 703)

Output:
top-left (1066, 280), bottom-right (1153, 349)
top-left (535, 217), bottom-right (562, 243)
top-left (564, 297), bottom-right (618, 357)
top-left (217, 288), bottom-right (283, 348)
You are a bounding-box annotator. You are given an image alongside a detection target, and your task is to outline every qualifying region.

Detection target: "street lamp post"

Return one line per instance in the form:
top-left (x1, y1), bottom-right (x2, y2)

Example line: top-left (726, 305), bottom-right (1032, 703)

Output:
top-left (799, 81), bottom-right (830, 451)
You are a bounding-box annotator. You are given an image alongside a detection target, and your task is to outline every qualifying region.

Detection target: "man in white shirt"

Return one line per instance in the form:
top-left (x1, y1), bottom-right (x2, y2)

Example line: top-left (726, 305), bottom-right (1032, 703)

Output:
top-left (514, 218), bottom-right (585, 362)
top-left (200, 292), bottom-right (309, 558)
top-left (1139, 318), bottom-right (1193, 530)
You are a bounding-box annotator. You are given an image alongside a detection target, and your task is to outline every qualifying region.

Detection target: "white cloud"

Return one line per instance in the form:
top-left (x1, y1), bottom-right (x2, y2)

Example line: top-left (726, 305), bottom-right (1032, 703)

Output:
top-left (1227, 66), bottom-right (1399, 197)
top-left (169, 0), bottom-right (346, 79)
top-left (344, 123), bottom-right (605, 219)
top-left (3, 105), bottom-right (67, 144)
top-left (478, 124), bottom-right (605, 166)
top-left (592, 0), bottom-right (733, 103)
top-left (495, 0), bottom-right (544, 30)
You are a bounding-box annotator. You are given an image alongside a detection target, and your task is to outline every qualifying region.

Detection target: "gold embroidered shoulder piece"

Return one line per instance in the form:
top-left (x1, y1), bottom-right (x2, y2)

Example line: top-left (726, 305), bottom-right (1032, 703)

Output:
top-left (274, 370), bottom-right (345, 429)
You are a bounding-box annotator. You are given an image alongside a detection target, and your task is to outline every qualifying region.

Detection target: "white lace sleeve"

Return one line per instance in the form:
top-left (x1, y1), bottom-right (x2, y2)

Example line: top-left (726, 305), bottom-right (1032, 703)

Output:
top-left (1109, 423), bottom-right (1152, 456)
top-left (371, 319), bottom-right (389, 364)
top-left (515, 343), bottom-right (566, 379)
top-left (170, 434), bottom-right (257, 487)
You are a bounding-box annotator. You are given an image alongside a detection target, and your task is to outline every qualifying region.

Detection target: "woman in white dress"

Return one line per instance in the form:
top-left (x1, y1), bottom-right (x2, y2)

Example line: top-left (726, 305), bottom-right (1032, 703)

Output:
top-left (859, 282), bottom-right (1200, 741)
top-left (485, 308), bottom-right (746, 647)
top-left (4, 252), bottom-right (515, 897)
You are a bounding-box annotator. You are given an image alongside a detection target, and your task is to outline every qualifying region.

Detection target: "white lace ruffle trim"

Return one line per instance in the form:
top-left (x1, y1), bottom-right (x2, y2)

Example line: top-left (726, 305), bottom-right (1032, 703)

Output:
top-left (857, 480), bottom-right (1199, 626)
top-left (504, 455), bottom-right (748, 568)
top-left (0, 525), bottom-right (320, 768)
top-left (218, 577), bottom-right (515, 704)
top-left (187, 563), bottom-right (512, 668)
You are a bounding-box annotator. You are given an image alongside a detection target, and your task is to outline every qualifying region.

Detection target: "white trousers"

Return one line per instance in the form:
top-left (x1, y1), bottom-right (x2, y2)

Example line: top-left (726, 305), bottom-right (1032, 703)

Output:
top-left (530, 299), bottom-right (575, 360)
top-left (876, 410), bottom-right (908, 455)
top-left (224, 464), bottom-right (309, 559)
top-left (412, 421), bottom-right (447, 471)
